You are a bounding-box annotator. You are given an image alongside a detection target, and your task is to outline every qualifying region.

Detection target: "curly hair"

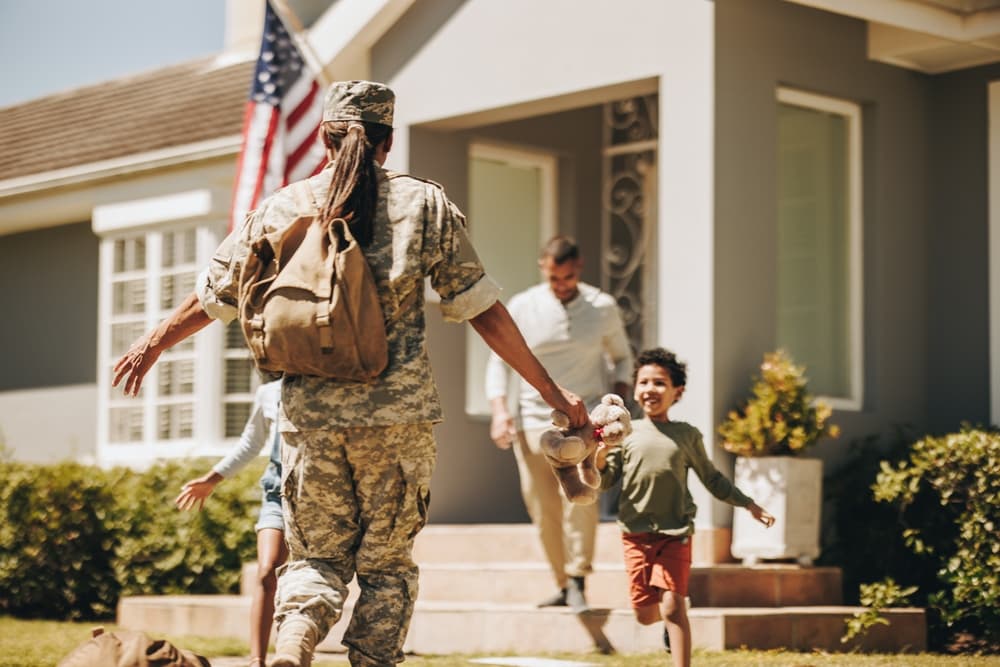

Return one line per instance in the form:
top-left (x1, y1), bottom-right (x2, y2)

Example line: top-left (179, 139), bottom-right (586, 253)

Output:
top-left (633, 347), bottom-right (687, 388)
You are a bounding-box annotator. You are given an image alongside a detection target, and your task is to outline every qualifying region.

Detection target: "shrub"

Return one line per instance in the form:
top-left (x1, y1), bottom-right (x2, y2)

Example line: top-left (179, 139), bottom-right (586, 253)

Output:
top-left (819, 430), bottom-right (939, 607)
top-left (112, 459), bottom-right (262, 597)
top-left (842, 578), bottom-right (919, 644)
top-left (718, 349), bottom-right (840, 457)
top-left (872, 427), bottom-right (1000, 651)
top-left (0, 463), bottom-right (121, 619)
top-left (0, 458), bottom-right (264, 620)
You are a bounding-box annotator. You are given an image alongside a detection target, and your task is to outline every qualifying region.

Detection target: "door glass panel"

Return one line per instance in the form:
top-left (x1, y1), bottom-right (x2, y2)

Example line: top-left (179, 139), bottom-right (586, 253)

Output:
top-left (465, 153), bottom-right (550, 417)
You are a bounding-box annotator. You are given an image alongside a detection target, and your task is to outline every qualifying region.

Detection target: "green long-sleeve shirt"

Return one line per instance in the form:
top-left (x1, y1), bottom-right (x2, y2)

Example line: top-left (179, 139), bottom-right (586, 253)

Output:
top-left (600, 418), bottom-right (753, 537)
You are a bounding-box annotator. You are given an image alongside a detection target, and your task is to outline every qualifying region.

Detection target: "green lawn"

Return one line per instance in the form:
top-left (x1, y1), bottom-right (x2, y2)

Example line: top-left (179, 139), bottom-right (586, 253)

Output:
top-left (4, 617), bottom-right (998, 667)
top-left (392, 652), bottom-right (1000, 667)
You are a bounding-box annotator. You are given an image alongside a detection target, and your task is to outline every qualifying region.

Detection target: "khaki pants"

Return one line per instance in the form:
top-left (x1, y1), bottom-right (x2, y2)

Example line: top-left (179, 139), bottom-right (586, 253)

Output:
top-left (276, 424), bottom-right (436, 667)
top-left (514, 428), bottom-right (598, 588)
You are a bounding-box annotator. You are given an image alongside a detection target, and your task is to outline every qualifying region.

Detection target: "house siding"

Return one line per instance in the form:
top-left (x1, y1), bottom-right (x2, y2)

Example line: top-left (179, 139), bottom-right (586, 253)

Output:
top-left (715, 0), bottom-right (932, 472)
top-left (0, 222), bottom-right (99, 390)
top-left (925, 63), bottom-right (999, 433)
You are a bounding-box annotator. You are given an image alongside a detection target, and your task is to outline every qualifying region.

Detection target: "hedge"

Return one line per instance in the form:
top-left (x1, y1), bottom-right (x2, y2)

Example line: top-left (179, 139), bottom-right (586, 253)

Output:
top-left (0, 458), bottom-right (264, 620)
top-left (823, 427), bottom-right (1000, 652)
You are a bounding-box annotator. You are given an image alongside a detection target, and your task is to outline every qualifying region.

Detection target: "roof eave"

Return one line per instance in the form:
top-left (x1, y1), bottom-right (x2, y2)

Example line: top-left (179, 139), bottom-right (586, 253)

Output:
top-left (0, 134), bottom-right (242, 200)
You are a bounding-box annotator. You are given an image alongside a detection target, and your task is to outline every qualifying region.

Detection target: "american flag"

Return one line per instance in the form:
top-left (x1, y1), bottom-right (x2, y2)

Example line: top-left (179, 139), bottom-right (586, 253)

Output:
top-left (230, 1), bottom-right (327, 230)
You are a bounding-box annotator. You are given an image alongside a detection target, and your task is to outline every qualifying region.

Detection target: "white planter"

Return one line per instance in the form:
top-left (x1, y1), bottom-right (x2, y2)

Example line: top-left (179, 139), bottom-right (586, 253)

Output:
top-left (730, 456), bottom-right (822, 566)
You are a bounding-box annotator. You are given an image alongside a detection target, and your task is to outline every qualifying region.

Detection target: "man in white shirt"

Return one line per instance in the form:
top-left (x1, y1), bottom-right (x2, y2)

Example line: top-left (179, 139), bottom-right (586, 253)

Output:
top-left (485, 236), bottom-right (633, 612)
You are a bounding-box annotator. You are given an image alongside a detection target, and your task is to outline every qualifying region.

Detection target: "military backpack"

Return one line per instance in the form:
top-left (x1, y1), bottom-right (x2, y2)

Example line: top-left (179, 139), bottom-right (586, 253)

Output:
top-left (237, 180), bottom-right (388, 381)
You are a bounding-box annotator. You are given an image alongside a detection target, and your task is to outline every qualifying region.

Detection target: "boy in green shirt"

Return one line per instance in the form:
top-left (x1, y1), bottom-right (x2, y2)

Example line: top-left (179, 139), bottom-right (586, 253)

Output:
top-left (597, 347), bottom-right (774, 667)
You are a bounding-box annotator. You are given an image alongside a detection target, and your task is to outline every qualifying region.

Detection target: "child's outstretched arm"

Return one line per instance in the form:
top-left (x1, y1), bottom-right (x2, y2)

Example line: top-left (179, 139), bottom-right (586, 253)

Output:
top-left (175, 471), bottom-right (223, 511)
top-left (746, 501), bottom-right (776, 528)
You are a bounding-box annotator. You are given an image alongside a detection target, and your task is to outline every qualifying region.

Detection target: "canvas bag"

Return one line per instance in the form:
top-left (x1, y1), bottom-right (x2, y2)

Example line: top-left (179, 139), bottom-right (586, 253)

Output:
top-left (237, 180), bottom-right (388, 380)
top-left (57, 628), bottom-right (210, 667)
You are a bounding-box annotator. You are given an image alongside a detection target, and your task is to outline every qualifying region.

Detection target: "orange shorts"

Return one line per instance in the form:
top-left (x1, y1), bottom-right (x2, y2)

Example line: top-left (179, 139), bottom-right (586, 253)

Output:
top-left (621, 531), bottom-right (692, 608)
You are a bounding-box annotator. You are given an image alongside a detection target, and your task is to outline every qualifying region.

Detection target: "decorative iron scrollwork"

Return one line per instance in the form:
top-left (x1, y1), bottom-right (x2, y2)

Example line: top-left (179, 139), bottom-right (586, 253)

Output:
top-left (603, 94), bottom-right (657, 355)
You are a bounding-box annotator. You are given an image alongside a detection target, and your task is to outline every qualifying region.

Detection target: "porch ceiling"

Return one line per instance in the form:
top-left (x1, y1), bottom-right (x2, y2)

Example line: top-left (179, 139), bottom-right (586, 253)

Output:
top-left (910, 0), bottom-right (1000, 14)
top-left (787, 0), bottom-right (1000, 73)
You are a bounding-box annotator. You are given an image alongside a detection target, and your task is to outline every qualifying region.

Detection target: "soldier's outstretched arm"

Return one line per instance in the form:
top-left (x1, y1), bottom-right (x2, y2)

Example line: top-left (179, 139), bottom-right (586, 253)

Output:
top-left (112, 290), bottom-right (213, 397)
top-left (470, 301), bottom-right (587, 428)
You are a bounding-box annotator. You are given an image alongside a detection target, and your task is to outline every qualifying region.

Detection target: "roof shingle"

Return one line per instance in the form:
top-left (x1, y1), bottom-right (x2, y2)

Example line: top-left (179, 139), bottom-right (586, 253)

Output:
top-left (0, 56), bottom-right (255, 183)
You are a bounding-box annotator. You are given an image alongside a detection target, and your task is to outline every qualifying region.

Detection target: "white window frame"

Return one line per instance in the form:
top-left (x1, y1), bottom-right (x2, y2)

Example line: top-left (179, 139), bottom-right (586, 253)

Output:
top-left (95, 189), bottom-right (233, 467)
top-left (776, 87), bottom-right (864, 411)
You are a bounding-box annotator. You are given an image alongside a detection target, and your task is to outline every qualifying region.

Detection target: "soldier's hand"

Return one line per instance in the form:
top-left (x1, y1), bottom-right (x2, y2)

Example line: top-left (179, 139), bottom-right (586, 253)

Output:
top-left (113, 332), bottom-right (161, 397)
top-left (554, 386), bottom-right (587, 429)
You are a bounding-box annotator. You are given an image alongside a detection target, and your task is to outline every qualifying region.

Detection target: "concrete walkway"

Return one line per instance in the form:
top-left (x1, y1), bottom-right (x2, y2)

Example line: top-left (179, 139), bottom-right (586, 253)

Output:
top-left (207, 653), bottom-right (348, 666)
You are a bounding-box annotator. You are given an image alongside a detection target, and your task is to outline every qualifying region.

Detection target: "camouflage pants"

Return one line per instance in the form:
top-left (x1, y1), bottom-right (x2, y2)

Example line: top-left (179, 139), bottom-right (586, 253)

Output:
top-left (275, 423), bottom-right (436, 667)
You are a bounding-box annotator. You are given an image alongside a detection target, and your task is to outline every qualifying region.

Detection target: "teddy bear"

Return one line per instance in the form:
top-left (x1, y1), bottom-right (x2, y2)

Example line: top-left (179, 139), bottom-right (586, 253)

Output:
top-left (539, 393), bottom-right (633, 505)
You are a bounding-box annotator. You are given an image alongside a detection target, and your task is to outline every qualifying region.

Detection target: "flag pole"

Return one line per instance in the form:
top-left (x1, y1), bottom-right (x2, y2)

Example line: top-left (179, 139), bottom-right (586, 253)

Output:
top-left (269, 0), bottom-right (332, 87)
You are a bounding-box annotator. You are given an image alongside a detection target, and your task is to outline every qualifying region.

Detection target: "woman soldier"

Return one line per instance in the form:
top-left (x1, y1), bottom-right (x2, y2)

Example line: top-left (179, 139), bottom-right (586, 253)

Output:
top-left (112, 80), bottom-right (587, 667)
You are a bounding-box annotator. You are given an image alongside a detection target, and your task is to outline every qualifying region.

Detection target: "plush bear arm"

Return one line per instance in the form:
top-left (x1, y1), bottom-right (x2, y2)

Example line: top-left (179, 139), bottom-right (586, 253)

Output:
top-left (555, 466), bottom-right (599, 505)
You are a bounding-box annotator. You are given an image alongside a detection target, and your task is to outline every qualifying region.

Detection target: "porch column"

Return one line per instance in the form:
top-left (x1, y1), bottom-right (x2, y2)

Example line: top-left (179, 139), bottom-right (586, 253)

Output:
top-left (989, 81), bottom-right (1000, 424)
top-left (658, 0), bottom-right (727, 562)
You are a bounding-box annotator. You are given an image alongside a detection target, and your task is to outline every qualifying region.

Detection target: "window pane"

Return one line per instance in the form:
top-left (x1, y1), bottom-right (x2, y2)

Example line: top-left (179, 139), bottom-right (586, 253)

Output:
top-left (160, 271), bottom-right (195, 311)
top-left (224, 401), bottom-right (252, 438)
top-left (112, 279), bottom-right (146, 315)
top-left (225, 320), bottom-right (248, 350)
top-left (109, 406), bottom-right (144, 443)
top-left (225, 358), bottom-right (254, 394)
top-left (111, 321), bottom-right (146, 357)
top-left (158, 403), bottom-right (194, 440)
top-left (113, 239), bottom-right (125, 274)
top-left (159, 359), bottom-right (195, 396)
top-left (113, 237), bottom-right (146, 273)
top-left (777, 102), bottom-right (852, 398)
top-left (162, 228), bottom-right (197, 268)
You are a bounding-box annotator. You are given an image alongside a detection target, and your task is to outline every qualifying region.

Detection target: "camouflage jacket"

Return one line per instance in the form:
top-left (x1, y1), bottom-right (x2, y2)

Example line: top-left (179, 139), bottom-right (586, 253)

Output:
top-left (197, 164), bottom-right (501, 431)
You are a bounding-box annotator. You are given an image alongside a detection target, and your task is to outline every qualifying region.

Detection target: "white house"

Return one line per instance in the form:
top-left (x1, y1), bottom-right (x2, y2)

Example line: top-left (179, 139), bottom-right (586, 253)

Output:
top-left (3, 0), bottom-right (1000, 563)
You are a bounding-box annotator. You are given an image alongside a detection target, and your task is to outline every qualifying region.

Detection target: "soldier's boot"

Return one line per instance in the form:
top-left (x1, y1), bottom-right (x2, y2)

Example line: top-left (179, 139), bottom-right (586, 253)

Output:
top-left (270, 616), bottom-right (318, 667)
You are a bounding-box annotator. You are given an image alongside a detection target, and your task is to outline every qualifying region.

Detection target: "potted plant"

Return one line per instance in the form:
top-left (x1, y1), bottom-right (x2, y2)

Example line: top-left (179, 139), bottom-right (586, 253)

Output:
top-left (718, 350), bottom-right (840, 565)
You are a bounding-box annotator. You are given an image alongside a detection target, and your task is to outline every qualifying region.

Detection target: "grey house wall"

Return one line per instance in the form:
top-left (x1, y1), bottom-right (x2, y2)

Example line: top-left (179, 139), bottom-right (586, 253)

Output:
top-left (715, 0), bottom-right (932, 470)
top-left (407, 107), bottom-right (604, 523)
top-left (925, 62), bottom-right (1000, 433)
top-left (0, 222), bottom-right (99, 390)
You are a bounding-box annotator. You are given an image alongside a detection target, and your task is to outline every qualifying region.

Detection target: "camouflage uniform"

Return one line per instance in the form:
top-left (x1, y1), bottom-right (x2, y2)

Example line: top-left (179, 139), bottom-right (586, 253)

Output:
top-left (277, 424), bottom-right (434, 665)
top-left (197, 154), bottom-right (500, 664)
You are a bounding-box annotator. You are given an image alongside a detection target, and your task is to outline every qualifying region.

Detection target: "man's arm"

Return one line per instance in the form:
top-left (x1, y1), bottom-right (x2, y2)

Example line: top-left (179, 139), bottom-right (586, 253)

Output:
top-left (488, 396), bottom-right (516, 450)
top-left (485, 344), bottom-right (515, 449)
top-left (470, 301), bottom-right (587, 428)
top-left (112, 291), bottom-right (213, 396)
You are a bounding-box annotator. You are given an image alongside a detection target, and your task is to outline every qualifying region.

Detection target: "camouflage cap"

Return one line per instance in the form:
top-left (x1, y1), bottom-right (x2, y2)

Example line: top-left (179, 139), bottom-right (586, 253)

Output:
top-left (322, 80), bottom-right (395, 126)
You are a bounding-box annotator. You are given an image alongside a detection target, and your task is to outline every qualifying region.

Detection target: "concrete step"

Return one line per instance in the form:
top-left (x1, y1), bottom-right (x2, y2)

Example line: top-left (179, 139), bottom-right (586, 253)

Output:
top-left (241, 562), bottom-right (842, 608)
top-left (411, 523), bottom-right (627, 565)
top-left (117, 596), bottom-right (925, 654)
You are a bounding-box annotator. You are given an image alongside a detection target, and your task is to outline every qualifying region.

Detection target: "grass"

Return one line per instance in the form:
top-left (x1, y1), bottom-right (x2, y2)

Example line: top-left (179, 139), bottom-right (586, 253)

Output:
top-left (386, 652), bottom-right (1000, 667)
top-left (4, 616), bottom-right (999, 667)
top-left (0, 617), bottom-right (245, 667)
